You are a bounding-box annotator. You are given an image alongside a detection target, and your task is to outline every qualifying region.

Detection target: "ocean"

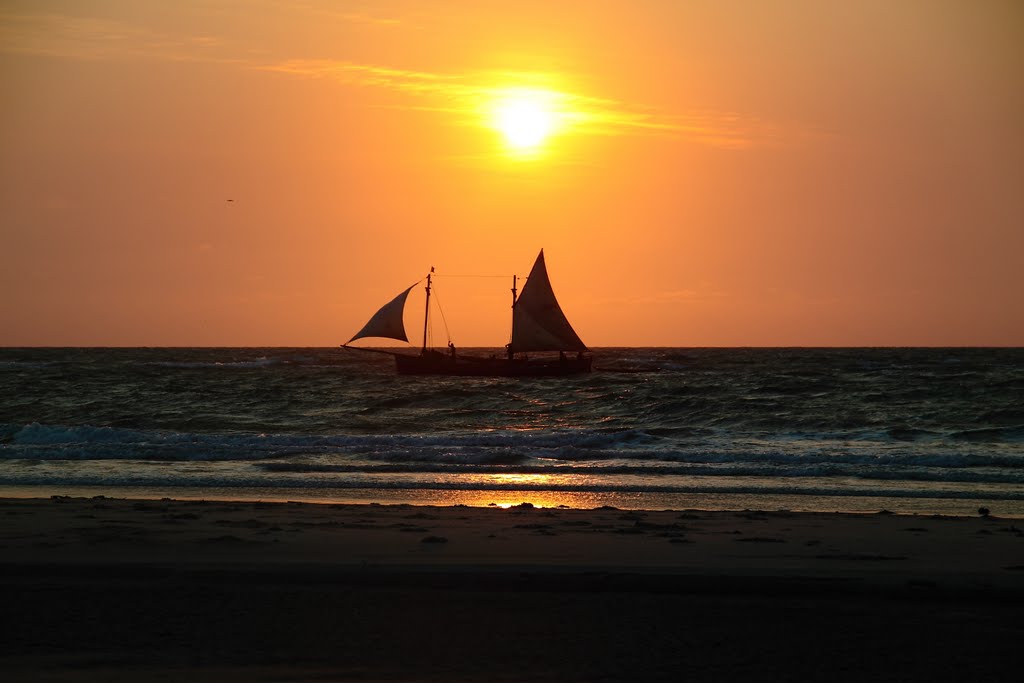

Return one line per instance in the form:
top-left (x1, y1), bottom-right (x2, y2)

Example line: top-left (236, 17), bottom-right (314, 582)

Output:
top-left (1, 347), bottom-right (1022, 515)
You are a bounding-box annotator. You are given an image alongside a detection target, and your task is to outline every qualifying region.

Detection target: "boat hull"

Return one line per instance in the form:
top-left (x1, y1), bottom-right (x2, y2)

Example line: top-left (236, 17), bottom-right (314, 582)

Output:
top-left (394, 352), bottom-right (592, 377)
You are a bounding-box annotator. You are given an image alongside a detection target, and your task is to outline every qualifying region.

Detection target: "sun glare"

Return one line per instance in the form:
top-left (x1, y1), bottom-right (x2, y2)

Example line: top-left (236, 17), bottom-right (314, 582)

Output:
top-left (489, 88), bottom-right (560, 154)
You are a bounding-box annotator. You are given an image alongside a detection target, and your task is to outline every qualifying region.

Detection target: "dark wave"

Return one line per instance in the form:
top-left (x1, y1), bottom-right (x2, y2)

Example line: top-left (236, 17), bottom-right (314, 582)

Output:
top-left (2, 347), bottom-right (1022, 506)
top-left (3, 422), bottom-right (1022, 472)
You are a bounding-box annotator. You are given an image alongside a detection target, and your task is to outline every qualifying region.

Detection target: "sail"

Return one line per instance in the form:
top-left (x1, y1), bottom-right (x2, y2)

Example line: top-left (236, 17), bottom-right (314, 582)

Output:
top-left (347, 284), bottom-right (415, 344)
top-left (510, 250), bottom-right (587, 353)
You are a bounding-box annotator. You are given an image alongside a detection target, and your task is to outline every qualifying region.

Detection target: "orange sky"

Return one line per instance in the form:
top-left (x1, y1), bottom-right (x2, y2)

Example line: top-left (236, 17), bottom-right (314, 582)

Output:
top-left (2, 0), bottom-right (1022, 346)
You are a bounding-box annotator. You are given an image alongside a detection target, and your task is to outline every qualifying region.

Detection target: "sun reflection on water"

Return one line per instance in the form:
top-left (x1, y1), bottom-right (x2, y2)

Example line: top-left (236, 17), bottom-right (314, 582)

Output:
top-left (429, 489), bottom-right (620, 510)
top-left (489, 472), bottom-right (556, 487)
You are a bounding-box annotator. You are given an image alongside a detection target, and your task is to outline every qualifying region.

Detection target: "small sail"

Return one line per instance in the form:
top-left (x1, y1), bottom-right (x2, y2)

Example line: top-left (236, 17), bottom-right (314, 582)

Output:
top-left (347, 284), bottom-right (415, 344)
top-left (510, 250), bottom-right (587, 353)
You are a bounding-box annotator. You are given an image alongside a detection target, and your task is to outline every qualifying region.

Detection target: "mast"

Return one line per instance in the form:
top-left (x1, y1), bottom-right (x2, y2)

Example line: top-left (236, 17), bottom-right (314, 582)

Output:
top-left (508, 273), bottom-right (517, 360)
top-left (421, 269), bottom-right (433, 354)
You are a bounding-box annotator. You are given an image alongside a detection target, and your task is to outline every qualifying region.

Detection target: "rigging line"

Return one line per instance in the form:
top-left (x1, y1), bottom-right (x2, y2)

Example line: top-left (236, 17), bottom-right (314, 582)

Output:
top-left (431, 284), bottom-right (453, 344)
top-left (434, 274), bottom-right (530, 282)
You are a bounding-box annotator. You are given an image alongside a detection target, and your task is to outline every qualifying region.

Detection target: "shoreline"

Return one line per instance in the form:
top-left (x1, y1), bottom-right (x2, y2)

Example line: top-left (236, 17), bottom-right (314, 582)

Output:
top-left (3, 495), bottom-right (1022, 681)
top-left (3, 484), bottom-right (1021, 518)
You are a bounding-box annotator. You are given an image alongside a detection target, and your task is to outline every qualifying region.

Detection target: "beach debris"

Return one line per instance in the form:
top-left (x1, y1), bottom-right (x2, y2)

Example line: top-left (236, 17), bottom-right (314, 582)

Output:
top-left (978, 507), bottom-right (991, 517)
top-left (634, 520), bottom-right (683, 531)
top-left (421, 535), bottom-right (448, 544)
top-left (814, 553), bottom-right (907, 561)
top-left (199, 535), bottom-right (247, 544)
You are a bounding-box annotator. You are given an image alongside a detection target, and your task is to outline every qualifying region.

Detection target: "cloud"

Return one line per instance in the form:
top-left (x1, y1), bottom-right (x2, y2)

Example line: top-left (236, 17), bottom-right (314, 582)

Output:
top-left (258, 0), bottom-right (403, 27)
top-left (0, 7), bottom-right (769, 148)
top-left (0, 12), bottom-right (145, 59)
top-left (259, 59), bottom-right (765, 148)
top-left (0, 4), bottom-right (398, 63)
top-left (596, 287), bottom-right (731, 306)
top-left (0, 10), bottom-right (237, 63)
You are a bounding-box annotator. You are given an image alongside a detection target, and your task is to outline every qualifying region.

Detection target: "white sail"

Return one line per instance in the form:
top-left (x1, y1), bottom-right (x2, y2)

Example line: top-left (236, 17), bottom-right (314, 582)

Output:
top-left (510, 250), bottom-right (587, 353)
top-left (347, 284), bottom-right (415, 344)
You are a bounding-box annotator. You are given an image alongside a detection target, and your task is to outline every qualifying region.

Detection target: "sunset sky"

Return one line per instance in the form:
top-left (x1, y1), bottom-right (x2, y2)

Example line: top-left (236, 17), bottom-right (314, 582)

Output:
top-left (2, 0), bottom-right (1022, 346)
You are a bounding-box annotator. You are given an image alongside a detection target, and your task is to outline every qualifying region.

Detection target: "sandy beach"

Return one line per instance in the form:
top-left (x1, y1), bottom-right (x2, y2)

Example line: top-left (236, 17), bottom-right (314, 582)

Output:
top-left (2, 496), bottom-right (1022, 681)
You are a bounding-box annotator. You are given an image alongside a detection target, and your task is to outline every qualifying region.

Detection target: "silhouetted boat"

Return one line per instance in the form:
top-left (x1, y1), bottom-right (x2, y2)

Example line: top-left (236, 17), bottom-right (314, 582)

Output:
top-left (343, 250), bottom-right (592, 376)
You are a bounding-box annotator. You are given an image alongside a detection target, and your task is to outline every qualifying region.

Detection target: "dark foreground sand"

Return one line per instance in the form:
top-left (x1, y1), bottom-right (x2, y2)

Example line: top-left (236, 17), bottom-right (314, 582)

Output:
top-left (2, 496), bottom-right (1022, 682)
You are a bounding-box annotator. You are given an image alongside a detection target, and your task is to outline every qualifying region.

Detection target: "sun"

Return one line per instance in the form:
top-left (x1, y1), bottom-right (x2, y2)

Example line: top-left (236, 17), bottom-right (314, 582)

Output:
top-left (489, 88), bottom-right (560, 153)
top-left (497, 99), bottom-right (551, 149)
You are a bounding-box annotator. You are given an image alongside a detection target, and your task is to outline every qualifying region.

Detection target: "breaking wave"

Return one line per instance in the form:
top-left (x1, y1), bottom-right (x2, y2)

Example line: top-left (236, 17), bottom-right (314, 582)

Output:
top-left (2, 347), bottom-right (1022, 512)
top-left (3, 423), bottom-right (1022, 490)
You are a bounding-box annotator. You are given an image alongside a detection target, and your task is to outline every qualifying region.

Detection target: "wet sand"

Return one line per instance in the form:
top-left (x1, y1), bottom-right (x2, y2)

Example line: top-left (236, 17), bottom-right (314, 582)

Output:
top-left (2, 496), bottom-right (1022, 681)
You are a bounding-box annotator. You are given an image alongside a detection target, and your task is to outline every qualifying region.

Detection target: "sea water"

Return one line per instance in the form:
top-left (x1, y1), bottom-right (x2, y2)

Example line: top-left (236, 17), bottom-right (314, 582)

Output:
top-left (1, 347), bottom-right (1022, 515)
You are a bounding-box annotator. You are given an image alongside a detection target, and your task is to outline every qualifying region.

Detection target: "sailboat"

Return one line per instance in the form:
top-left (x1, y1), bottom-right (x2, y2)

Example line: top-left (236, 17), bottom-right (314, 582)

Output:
top-left (343, 250), bottom-right (592, 376)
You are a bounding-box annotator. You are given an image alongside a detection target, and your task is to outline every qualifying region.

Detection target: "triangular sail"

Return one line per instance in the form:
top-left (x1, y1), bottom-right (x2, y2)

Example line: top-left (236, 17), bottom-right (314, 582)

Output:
top-left (510, 250), bottom-right (587, 353)
top-left (347, 284), bottom-right (415, 344)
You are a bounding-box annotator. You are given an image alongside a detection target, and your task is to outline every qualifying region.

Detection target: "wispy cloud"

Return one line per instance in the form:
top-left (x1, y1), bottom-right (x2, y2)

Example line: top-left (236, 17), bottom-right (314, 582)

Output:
top-left (0, 11), bottom-right (243, 63)
top-left (257, 0), bottom-right (404, 27)
top-left (0, 8), bottom-right (770, 149)
top-left (0, 12), bottom-right (147, 59)
top-left (596, 287), bottom-right (731, 306)
top-left (260, 59), bottom-right (766, 148)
